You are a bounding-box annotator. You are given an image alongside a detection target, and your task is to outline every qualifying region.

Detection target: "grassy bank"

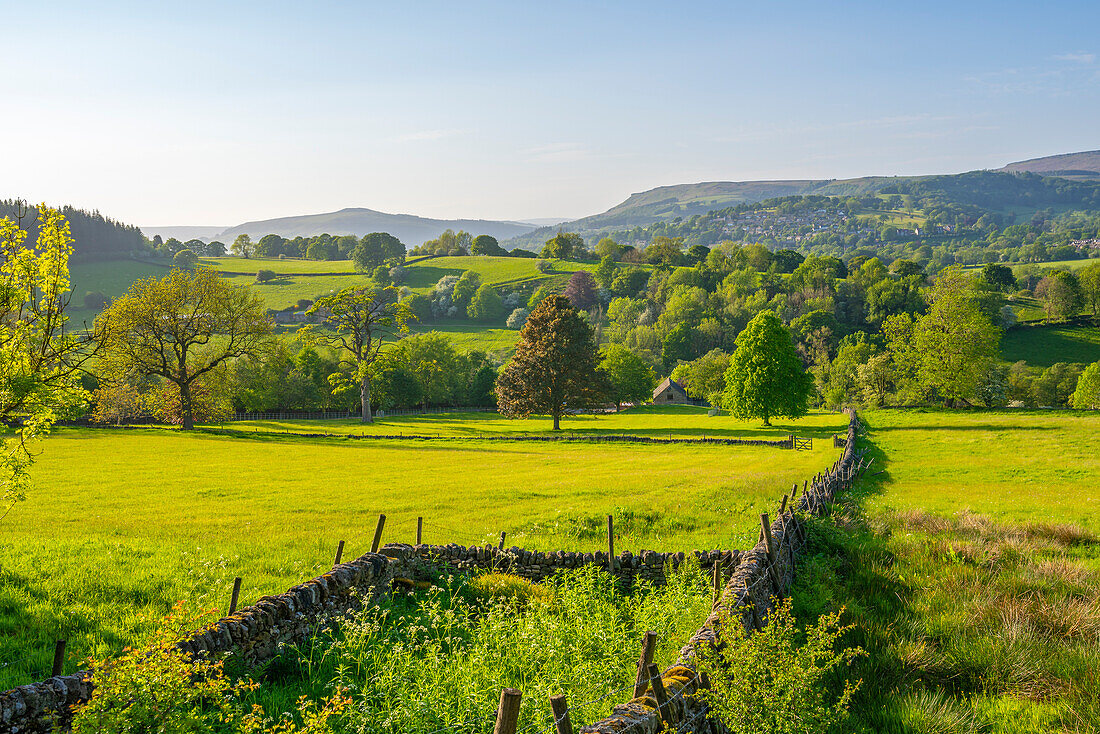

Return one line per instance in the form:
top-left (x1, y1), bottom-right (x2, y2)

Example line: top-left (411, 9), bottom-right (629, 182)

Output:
top-left (0, 408), bottom-right (844, 689)
top-left (791, 408), bottom-right (1100, 733)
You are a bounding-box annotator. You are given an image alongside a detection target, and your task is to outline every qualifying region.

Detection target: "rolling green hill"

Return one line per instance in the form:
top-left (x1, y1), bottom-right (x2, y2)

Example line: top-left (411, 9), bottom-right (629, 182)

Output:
top-left (217, 207), bottom-right (536, 244)
top-left (505, 151), bottom-right (1100, 250)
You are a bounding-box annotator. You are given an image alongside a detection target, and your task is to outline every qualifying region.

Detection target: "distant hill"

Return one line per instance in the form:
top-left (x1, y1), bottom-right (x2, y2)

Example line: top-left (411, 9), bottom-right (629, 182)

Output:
top-left (140, 225), bottom-right (227, 242)
top-left (505, 150), bottom-right (1100, 249)
top-left (999, 150), bottom-right (1100, 181)
top-left (504, 176), bottom-right (904, 249)
top-left (216, 207), bottom-right (537, 245)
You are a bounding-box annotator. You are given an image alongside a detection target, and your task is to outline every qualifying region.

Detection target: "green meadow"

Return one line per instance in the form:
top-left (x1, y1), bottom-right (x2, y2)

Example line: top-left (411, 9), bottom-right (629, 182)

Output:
top-left (860, 408), bottom-right (1100, 530)
top-left (1002, 323), bottom-right (1100, 368)
top-left (797, 408), bottom-right (1100, 732)
top-left (0, 407), bottom-right (845, 689)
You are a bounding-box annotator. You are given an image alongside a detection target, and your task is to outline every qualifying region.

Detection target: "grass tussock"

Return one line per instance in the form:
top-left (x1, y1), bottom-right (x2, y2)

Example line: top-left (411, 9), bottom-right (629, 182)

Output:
top-left (794, 489), bottom-right (1100, 733)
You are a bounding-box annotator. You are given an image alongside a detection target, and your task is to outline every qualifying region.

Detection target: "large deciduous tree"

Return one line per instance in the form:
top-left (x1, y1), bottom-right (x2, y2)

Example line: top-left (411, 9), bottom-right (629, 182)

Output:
top-left (1072, 361), bottom-right (1100, 409)
top-left (540, 232), bottom-right (583, 260)
top-left (600, 344), bottom-right (656, 410)
top-left (908, 266), bottom-right (1001, 405)
top-left (495, 295), bottom-right (606, 430)
top-left (721, 310), bottom-right (812, 426)
top-left (1, 204), bottom-right (95, 516)
top-left (96, 268), bottom-right (273, 430)
top-left (352, 232), bottom-right (406, 272)
top-left (301, 285), bottom-right (411, 423)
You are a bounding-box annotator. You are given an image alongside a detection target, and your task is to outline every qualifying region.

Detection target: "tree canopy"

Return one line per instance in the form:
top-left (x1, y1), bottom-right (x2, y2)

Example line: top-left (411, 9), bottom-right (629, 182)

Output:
top-left (721, 311), bottom-right (812, 425)
top-left (300, 285), bottom-right (412, 422)
top-left (96, 267), bottom-right (272, 430)
top-left (600, 344), bottom-right (657, 410)
top-left (495, 295), bottom-right (606, 430)
top-left (1, 204), bottom-right (94, 516)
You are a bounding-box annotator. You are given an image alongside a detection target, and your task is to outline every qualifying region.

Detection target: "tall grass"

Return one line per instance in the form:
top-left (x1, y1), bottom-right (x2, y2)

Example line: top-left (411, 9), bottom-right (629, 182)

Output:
top-left (791, 410), bottom-right (1100, 733)
top-left (241, 564), bottom-right (711, 733)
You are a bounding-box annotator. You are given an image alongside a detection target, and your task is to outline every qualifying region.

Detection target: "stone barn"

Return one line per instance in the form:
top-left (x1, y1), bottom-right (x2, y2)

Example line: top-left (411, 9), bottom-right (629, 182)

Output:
top-left (652, 377), bottom-right (691, 404)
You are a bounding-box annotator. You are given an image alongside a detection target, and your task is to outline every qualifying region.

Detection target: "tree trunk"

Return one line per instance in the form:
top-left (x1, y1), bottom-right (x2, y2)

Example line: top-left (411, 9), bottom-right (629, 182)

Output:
top-left (361, 373), bottom-right (373, 423)
top-left (552, 412), bottom-right (560, 431)
top-left (180, 381), bottom-right (194, 430)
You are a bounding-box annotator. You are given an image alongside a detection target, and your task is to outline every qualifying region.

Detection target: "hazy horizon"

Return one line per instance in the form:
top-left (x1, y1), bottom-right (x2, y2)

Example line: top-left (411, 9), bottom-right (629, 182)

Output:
top-left (4, 0), bottom-right (1098, 228)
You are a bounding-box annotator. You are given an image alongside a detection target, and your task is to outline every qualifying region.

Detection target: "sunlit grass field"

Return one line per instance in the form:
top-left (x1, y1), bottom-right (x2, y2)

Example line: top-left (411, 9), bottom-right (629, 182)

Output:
top-left (862, 407), bottom-right (1100, 531)
top-left (212, 255), bottom-right (595, 313)
top-left (800, 408), bottom-right (1100, 732)
top-left (0, 407), bottom-right (845, 689)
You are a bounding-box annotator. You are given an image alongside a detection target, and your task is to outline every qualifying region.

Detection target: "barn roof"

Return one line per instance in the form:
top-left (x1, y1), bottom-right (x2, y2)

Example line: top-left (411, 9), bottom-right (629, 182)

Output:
top-left (652, 376), bottom-right (688, 400)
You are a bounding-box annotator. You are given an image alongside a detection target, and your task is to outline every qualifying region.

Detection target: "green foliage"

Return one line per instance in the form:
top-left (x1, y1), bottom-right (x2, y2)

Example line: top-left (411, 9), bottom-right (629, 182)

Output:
top-left (451, 270), bottom-right (481, 311)
top-left (671, 348), bottom-right (730, 406)
top-left (300, 285), bottom-right (412, 422)
top-left (97, 268), bottom-right (273, 430)
top-left (496, 295), bottom-right (606, 429)
top-left (0, 205), bottom-right (89, 516)
top-left (466, 572), bottom-right (553, 606)
top-left (70, 603), bottom-right (349, 734)
top-left (466, 283), bottom-right (504, 322)
top-left (255, 268), bottom-right (277, 282)
top-left (1072, 361), bottom-right (1100, 408)
top-left (1035, 270), bottom-right (1084, 321)
top-left (352, 232), bottom-right (406, 272)
top-left (599, 344), bottom-right (656, 408)
top-left (279, 565), bottom-right (710, 734)
top-left (899, 267), bottom-right (1002, 405)
top-left (721, 311), bottom-right (812, 425)
top-left (661, 322), bottom-right (694, 374)
top-left (173, 249), bottom-right (199, 270)
top-left (698, 598), bottom-right (862, 734)
top-left (470, 234), bottom-right (505, 256)
top-left (540, 232), bottom-right (583, 260)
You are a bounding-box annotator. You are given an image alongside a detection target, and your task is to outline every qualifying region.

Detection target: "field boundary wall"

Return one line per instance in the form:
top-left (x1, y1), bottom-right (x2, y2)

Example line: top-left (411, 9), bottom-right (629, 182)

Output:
top-left (0, 414), bottom-right (859, 733)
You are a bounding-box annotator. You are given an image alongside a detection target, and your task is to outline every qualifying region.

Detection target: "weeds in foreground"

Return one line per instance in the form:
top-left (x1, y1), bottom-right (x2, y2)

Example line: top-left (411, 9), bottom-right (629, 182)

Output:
top-left (697, 597), bottom-right (864, 734)
top-left (794, 499), bottom-right (1100, 734)
top-left (245, 563), bottom-right (711, 733)
top-left (70, 602), bottom-right (350, 734)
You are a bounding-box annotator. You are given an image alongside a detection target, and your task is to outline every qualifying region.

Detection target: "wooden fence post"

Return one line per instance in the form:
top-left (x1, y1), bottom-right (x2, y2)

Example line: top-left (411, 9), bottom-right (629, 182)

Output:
top-left (607, 515), bottom-right (615, 573)
top-left (416, 516), bottom-right (423, 545)
top-left (229, 577), bottom-right (242, 615)
top-left (370, 514), bottom-right (386, 553)
top-left (52, 639), bottom-right (66, 677)
top-left (549, 694), bottom-right (573, 734)
top-left (333, 540), bottom-right (345, 566)
top-left (760, 514), bottom-right (782, 596)
top-left (493, 688), bottom-right (522, 734)
top-left (498, 531), bottom-right (506, 551)
top-left (633, 631), bottom-right (657, 699)
top-left (647, 663), bottom-right (674, 727)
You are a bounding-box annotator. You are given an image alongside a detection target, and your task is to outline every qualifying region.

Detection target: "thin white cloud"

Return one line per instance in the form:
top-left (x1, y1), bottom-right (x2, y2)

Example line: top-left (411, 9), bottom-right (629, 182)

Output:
top-left (1054, 52), bottom-right (1095, 64)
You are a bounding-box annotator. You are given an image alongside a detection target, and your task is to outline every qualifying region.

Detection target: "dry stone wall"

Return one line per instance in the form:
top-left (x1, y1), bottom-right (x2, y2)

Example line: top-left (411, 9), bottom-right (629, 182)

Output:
top-left (0, 413), bottom-right (859, 734)
top-left (382, 543), bottom-right (739, 586)
top-left (577, 412), bottom-right (863, 734)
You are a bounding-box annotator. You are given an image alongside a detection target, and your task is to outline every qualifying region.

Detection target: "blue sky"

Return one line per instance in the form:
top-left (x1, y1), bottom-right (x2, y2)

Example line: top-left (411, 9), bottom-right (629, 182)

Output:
top-left (3, 1), bottom-right (1098, 226)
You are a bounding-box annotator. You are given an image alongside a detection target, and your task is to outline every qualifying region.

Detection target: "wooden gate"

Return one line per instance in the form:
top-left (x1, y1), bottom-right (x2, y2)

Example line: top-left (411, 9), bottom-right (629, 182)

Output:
top-left (794, 436), bottom-right (812, 451)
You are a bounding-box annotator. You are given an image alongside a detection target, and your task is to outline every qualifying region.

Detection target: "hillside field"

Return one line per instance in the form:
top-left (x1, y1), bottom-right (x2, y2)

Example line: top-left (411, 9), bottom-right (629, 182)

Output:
top-left (0, 407), bottom-right (846, 689)
top-left (1001, 323), bottom-right (1100, 368)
